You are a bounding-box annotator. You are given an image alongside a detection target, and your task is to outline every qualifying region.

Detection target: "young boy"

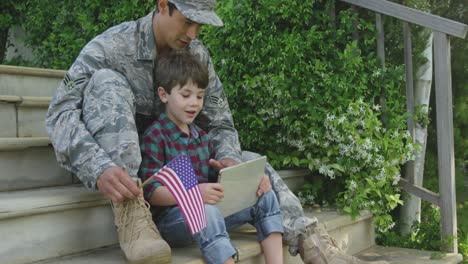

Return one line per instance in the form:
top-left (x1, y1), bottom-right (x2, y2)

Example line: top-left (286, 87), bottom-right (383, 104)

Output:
top-left (138, 50), bottom-right (284, 264)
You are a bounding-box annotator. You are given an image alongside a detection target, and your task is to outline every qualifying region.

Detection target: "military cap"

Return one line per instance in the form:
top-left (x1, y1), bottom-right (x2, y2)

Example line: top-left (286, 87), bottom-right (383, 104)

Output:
top-left (168, 0), bottom-right (223, 26)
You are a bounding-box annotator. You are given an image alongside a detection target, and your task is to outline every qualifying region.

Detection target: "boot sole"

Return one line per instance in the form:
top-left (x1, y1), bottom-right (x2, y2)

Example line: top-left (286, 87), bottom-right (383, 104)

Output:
top-left (128, 254), bottom-right (171, 264)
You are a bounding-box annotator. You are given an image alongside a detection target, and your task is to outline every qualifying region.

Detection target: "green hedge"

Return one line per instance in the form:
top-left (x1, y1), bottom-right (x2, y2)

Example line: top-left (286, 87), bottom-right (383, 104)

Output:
top-left (202, 0), bottom-right (414, 230)
top-left (11, 0), bottom-right (156, 69)
top-left (5, 0), bottom-right (415, 231)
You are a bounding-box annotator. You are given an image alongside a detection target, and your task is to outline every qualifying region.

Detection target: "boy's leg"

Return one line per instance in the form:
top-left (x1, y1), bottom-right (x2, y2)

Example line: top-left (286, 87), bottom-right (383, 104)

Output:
top-left (158, 205), bottom-right (237, 264)
top-left (241, 151), bottom-right (387, 264)
top-left (253, 191), bottom-right (284, 264)
top-left (225, 191), bottom-right (284, 263)
top-left (241, 151), bottom-right (315, 254)
top-left (82, 69), bottom-right (170, 263)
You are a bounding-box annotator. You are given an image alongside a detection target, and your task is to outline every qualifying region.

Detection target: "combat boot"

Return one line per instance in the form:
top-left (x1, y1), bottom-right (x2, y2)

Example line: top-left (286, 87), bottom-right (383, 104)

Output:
top-left (298, 224), bottom-right (388, 264)
top-left (112, 196), bottom-right (171, 264)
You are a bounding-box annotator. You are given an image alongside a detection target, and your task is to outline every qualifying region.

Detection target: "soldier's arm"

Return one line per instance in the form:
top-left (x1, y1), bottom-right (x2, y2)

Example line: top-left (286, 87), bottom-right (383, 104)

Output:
top-left (192, 45), bottom-right (242, 163)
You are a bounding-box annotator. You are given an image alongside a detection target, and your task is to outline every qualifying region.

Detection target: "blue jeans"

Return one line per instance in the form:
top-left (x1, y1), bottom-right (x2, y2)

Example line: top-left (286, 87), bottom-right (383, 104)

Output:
top-left (155, 191), bottom-right (284, 264)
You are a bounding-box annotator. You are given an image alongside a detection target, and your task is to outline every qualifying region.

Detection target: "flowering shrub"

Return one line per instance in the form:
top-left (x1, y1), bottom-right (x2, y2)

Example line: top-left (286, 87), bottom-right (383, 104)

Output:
top-left (202, 0), bottom-right (417, 230)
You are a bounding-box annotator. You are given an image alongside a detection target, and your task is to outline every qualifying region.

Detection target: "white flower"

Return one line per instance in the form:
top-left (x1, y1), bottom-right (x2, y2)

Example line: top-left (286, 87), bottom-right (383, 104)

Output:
top-left (392, 174), bottom-right (401, 185)
top-left (403, 130), bottom-right (411, 139)
top-left (349, 180), bottom-right (357, 191)
top-left (319, 164), bottom-right (327, 174)
top-left (373, 69), bottom-right (382, 77)
top-left (309, 130), bottom-right (317, 138)
top-left (373, 104), bottom-right (381, 111)
top-left (338, 116), bottom-right (347, 124)
top-left (327, 169), bottom-right (335, 179)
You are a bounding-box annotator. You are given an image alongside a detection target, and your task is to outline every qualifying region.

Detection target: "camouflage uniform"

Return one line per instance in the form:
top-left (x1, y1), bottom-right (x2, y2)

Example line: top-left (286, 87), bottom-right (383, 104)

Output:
top-left (46, 10), bottom-right (316, 256)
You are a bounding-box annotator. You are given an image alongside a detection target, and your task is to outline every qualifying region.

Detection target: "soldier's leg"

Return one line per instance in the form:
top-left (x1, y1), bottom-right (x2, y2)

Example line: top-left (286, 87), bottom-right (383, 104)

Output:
top-left (82, 69), bottom-right (170, 264)
top-left (82, 69), bottom-right (141, 179)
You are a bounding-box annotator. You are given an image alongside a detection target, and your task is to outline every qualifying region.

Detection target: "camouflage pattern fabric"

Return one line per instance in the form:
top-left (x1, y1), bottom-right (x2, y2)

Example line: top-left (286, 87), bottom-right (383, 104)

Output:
top-left (169, 0), bottom-right (224, 26)
top-left (45, 11), bottom-right (315, 255)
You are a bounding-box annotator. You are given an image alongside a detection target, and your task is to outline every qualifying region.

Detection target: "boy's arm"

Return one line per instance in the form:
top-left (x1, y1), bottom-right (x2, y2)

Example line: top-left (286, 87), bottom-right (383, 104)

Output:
top-left (149, 186), bottom-right (176, 206)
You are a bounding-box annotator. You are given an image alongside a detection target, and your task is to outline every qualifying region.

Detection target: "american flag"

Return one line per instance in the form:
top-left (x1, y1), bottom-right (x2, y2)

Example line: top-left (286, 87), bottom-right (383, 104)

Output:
top-left (153, 154), bottom-right (206, 235)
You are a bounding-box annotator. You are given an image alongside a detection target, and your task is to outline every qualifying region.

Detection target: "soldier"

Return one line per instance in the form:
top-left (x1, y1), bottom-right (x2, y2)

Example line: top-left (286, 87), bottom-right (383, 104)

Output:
top-left (46, 0), bottom-right (387, 263)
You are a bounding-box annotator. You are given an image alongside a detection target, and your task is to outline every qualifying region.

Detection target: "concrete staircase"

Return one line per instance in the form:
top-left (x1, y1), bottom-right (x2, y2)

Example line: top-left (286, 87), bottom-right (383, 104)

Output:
top-left (0, 65), bottom-right (463, 264)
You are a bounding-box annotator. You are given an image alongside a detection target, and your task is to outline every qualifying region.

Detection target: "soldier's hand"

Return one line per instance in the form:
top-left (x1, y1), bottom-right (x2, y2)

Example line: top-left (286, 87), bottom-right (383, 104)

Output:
top-left (209, 158), bottom-right (238, 172)
top-left (256, 175), bottom-right (272, 196)
top-left (199, 183), bottom-right (224, 205)
top-left (96, 166), bottom-right (141, 203)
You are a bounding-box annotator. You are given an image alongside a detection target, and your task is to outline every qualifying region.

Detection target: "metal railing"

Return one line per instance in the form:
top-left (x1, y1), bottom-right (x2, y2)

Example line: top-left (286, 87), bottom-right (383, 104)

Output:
top-left (338, 0), bottom-right (467, 253)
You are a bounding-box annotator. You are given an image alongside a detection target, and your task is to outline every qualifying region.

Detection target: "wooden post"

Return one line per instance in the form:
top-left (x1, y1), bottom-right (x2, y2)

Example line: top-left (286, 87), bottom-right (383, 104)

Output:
top-left (376, 13), bottom-right (385, 66)
top-left (329, 1), bottom-right (336, 30)
top-left (376, 13), bottom-right (387, 125)
top-left (400, 21), bottom-right (419, 234)
top-left (351, 6), bottom-right (359, 41)
top-left (403, 24), bottom-right (415, 136)
top-left (433, 31), bottom-right (457, 253)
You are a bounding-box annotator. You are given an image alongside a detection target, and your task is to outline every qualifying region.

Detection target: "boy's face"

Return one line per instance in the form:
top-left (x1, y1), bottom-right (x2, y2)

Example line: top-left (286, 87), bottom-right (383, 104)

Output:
top-left (155, 0), bottom-right (203, 51)
top-left (158, 81), bottom-right (205, 132)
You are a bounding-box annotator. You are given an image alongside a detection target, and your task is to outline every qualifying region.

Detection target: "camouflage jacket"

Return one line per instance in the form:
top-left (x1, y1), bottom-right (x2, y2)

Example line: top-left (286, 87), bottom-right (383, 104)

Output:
top-left (46, 12), bottom-right (242, 189)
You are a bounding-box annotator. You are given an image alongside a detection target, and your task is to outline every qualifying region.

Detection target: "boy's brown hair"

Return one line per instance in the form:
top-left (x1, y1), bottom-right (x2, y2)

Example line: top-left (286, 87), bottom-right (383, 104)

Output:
top-left (155, 50), bottom-right (209, 94)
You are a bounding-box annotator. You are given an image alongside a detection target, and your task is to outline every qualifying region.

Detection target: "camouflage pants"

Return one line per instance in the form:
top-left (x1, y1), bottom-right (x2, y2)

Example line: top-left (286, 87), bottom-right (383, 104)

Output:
top-left (82, 69), bottom-right (316, 255)
top-left (82, 69), bottom-right (141, 181)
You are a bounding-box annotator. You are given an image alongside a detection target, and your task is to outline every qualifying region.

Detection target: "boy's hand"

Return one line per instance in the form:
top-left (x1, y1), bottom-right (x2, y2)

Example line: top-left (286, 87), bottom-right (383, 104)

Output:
top-left (200, 183), bottom-right (224, 204)
top-left (96, 166), bottom-right (142, 203)
top-left (256, 175), bottom-right (271, 196)
top-left (209, 158), bottom-right (238, 172)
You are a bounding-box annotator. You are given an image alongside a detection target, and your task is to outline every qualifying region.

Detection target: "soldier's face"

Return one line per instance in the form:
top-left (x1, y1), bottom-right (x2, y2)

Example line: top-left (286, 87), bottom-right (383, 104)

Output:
top-left (157, 5), bottom-right (203, 50)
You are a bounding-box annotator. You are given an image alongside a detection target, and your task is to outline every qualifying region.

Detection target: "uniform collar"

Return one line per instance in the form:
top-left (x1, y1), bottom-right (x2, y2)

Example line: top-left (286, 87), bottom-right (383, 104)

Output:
top-left (137, 12), bottom-right (157, 61)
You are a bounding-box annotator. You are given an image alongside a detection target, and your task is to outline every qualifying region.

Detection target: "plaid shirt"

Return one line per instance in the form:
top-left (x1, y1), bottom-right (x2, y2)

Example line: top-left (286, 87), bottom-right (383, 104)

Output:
top-left (139, 113), bottom-right (215, 202)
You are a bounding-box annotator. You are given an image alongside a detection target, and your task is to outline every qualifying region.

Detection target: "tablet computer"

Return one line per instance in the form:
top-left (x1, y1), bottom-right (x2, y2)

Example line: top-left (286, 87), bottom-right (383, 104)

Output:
top-left (216, 156), bottom-right (267, 216)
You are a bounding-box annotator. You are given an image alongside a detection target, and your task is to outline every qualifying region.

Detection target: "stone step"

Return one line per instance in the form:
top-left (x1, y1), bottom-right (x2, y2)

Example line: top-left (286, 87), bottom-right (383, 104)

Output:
top-left (32, 209), bottom-right (374, 264)
top-left (0, 95), bottom-right (51, 137)
top-left (0, 171), bottom-right (310, 264)
top-left (0, 65), bottom-right (64, 97)
top-left (0, 137), bottom-right (72, 191)
top-left (356, 245), bottom-right (463, 264)
top-left (0, 185), bottom-right (117, 264)
top-left (33, 243), bottom-right (464, 264)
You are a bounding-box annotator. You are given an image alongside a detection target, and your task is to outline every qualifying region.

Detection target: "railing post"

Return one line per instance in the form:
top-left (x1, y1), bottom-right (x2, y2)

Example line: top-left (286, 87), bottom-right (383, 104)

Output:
top-left (433, 31), bottom-right (457, 253)
top-left (375, 13), bottom-right (387, 125)
top-left (400, 21), bottom-right (419, 234)
top-left (376, 13), bottom-right (385, 66)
